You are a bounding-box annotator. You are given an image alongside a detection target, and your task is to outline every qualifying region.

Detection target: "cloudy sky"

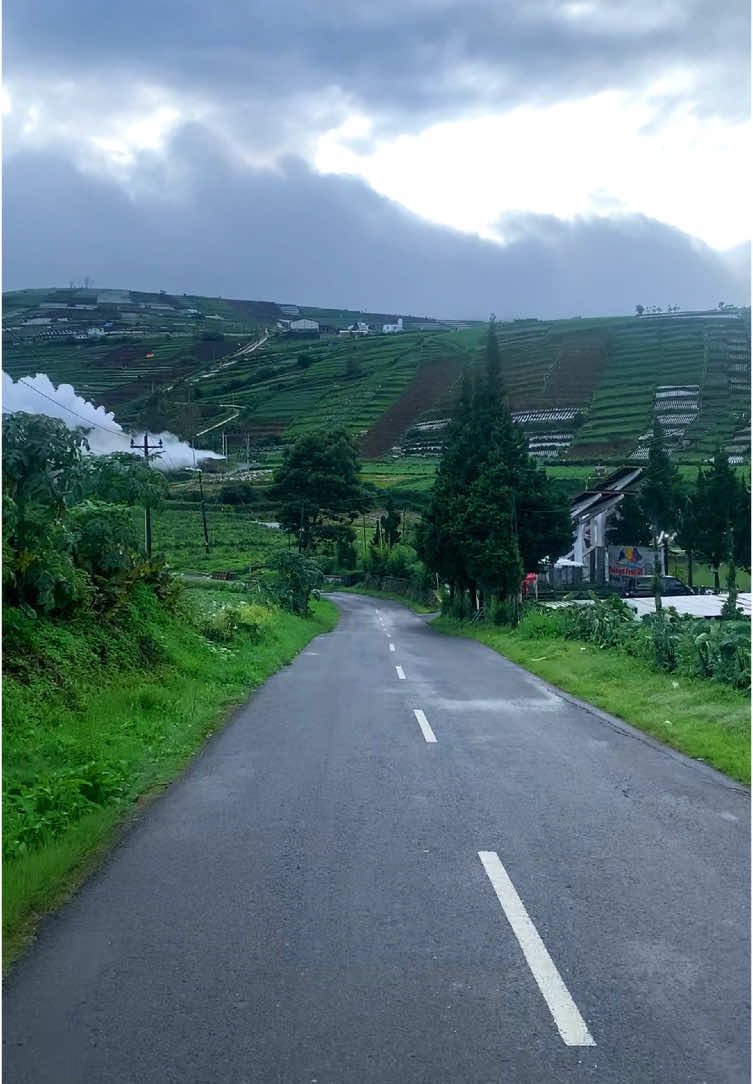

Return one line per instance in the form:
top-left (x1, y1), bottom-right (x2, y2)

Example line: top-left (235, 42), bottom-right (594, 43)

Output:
top-left (3, 0), bottom-right (750, 318)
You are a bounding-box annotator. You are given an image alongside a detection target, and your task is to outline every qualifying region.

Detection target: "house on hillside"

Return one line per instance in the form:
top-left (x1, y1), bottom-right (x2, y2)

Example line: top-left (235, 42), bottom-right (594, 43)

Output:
top-left (383, 317), bottom-right (404, 333)
top-left (289, 319), bottom-right (319, 334)
top-left (339, 322), bottom-right (370, 336)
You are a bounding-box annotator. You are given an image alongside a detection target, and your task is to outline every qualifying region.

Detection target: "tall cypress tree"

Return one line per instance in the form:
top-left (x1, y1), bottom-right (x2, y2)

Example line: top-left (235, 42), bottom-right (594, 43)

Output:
top-left (675, 472), bottom-right (704, 589)
top-left (417, 319), bottom-right (571, 620)
top-left (640, 418), bottom-right (681, 543)
top-left (695, 447), bottom-right (740, 591)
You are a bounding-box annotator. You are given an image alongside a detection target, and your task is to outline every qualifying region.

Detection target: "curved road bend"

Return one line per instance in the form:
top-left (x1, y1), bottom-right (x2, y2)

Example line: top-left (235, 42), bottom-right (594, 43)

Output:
top-left (3, 593), bottom-right (749, 1083)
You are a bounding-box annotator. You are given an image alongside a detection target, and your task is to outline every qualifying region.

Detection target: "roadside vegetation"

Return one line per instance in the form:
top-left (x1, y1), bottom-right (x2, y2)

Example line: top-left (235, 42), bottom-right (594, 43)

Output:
top-left (3, 581), bottom-right (336, 969)
top-left (435, 600), bottom-right (749, 783)
top-left (2, 412), bottom-right (338, 968)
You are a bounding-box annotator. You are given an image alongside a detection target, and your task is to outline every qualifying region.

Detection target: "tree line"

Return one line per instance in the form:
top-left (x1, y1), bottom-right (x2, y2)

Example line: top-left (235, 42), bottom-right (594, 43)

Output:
top-left (609, 419), bottom-right (750, 595)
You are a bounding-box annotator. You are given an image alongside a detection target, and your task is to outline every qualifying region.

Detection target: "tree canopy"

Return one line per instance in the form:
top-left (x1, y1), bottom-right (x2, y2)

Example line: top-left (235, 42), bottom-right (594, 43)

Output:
top-left (416, 320), bottom-right (570, 619)
top-left (3, 413), bottom-right (170, 616)
top-left (640, 418), bottom-right (681, 538)
top-left (274, 429), bottom-right (369, 550)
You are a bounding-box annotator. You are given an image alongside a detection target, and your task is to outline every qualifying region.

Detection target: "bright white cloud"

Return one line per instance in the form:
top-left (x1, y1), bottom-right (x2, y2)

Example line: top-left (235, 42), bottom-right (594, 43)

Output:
top-left (315, 91), bottom-right (750, 249)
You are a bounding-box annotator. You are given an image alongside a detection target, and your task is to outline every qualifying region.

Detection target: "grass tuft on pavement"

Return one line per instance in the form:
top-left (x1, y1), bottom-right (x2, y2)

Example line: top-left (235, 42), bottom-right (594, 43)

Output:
top-left (433, 618), bottom-right (750, 785)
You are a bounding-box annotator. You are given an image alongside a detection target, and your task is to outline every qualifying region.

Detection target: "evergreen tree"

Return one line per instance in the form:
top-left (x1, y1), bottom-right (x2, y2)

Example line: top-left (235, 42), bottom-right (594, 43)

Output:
top-left (485, 315), bottom-right (501, 397)
top-left (733, 475), bottom-right (751, 572)
top-left (640, 418), bottom-right (681, 544)
top-left (417, 320), bottom-right (571, 620)
top-left (674, 474), bottom-right (704, 589)
top-left (274, 430), bottom-right (368, 551)
top-left (606, 493), bottom-right (652, 546)
top-left (695, 448), bottom-right (740, 591)
top-left (380, 490), bottom-right (402, 548)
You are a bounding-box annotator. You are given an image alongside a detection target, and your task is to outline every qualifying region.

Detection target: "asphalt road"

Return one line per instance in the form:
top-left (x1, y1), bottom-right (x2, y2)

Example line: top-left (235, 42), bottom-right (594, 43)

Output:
top-left (3, 594), bottom-right (749, 1083)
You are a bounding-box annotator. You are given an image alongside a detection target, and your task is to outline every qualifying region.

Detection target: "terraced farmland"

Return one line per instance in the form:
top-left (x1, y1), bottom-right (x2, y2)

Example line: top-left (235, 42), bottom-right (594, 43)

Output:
top-left (3, 286), bottom-right (749, 468)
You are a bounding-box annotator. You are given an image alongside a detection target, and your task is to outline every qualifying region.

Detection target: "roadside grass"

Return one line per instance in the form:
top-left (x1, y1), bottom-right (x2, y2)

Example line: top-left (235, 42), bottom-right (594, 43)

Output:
top-left (334, 585), bottom-right (439, 614)
top-left (2, 587), bottom-right (338, 971)
top-left (433, 618), bottom-right (750, 784)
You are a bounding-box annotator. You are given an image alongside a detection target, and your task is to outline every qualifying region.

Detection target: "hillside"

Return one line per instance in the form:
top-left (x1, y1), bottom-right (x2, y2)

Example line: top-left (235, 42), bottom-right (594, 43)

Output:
top-left (2, 287), bottom-right (749, 465)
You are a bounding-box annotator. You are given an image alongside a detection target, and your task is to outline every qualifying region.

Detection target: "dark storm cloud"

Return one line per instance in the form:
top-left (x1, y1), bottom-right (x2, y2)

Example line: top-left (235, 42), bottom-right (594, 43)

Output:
top-left (3, 128), bottom-right (746, 318)
top-left (4, 0), bottom-right (748, 138)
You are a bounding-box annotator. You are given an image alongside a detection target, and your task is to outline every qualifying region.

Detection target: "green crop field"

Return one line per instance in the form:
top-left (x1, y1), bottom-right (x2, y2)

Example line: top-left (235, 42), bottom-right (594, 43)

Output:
top-left (139, 505), bottom-right (289, 575)
top-left (3, 286), bottom-right (749, 468)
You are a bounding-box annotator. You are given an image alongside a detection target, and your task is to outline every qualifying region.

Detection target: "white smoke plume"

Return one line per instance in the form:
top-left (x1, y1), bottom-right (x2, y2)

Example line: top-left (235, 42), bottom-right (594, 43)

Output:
top-left (2, 372), bottom-right (224, 471)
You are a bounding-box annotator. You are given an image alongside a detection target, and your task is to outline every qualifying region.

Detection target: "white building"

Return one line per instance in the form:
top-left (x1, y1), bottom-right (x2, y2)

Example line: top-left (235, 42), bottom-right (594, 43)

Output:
top-left (382, 317), bottom-right (404, 333)
top-left (565, 466), bottom-right (644, 583)
top-left (289, 319), bottom-right (319, 333)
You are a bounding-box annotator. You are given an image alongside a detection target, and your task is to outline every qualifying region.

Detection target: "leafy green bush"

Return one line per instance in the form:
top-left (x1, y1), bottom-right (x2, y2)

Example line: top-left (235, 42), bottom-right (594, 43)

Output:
top-left (691, 623), bottom-right (751, 689)
top-left (200, 600), bottom-right (275, 643)
top-left (269, 552), bottom-right (323, 615)
top-left (528, 596), bottom-right (751, 689)
top-left (560, 594), bottom-right (633, 648)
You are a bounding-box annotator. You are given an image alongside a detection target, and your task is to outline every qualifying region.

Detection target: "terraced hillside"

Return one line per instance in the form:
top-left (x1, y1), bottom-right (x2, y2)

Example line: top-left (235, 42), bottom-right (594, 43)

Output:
top-left (3, 287), bottom-right (749, 466)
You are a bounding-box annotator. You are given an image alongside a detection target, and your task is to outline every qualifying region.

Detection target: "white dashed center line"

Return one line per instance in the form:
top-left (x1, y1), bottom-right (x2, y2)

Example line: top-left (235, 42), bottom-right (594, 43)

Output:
top-left (413, 709), bottom-right (437, 743)
top-left (395, 666), bottom-right (406, 680)
top-left (478, 851), bottom-right (595, 1047)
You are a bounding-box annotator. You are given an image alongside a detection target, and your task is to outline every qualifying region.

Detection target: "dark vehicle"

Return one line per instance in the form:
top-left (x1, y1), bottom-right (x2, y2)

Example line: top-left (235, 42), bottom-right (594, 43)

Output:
top-left (622, 575), bottom-right (693, 597)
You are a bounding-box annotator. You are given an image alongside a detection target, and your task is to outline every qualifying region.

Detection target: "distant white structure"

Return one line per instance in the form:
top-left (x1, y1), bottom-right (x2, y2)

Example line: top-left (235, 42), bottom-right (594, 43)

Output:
top-left (383, 317), bottom-right (404, 333)
top-left (339, 321), bottom-right (370, 336)
top-left (289, 319), bottom-right (319, 333)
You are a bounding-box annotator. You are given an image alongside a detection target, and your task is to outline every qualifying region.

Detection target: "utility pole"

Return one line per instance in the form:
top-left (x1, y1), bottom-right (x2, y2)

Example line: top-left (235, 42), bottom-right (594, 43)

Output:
top-left (130, 432), bottom-right (163, 559)
top-left (197, 469), bottom-right (210, 554)
top-left (186, 466), bottom-right (210, 554)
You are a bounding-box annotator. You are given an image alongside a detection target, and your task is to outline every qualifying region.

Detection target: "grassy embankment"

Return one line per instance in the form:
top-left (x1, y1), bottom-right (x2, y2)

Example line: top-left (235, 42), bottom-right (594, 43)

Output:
top-left (433, 616), bottom-right (749, 784)
top-left (3, 584), bottom-right (338, 969)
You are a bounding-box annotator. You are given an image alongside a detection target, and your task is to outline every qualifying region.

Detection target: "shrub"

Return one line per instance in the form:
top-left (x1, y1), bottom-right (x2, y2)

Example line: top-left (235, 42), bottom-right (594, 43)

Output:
top-left (691, 623), bottom-right (751, 689)
top-left (200, 600), bottom-right (274, 643)
top-left (269, 552), bottom-right (323, 615)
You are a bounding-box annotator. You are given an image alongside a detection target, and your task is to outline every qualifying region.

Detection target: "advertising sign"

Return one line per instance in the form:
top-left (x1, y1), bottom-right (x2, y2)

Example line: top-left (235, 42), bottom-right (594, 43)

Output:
top-left (608, 545), bottom-right (655, 585)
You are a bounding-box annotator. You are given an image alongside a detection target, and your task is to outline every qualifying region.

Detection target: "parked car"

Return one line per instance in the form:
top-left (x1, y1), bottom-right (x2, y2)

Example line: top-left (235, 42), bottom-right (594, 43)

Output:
top-left (622, 575), bottom-right (694, 597)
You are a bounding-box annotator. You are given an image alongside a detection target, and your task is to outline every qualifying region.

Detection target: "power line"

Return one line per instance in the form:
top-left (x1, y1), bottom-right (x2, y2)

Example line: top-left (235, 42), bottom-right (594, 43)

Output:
top-left (10, 379), bottom-right (181, 473)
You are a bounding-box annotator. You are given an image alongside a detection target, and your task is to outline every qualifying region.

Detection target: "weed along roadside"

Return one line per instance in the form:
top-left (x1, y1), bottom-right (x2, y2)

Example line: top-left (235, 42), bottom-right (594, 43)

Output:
top-left (432, 605), bottom-right (750, 785)
top-left (2, 585), bottom-right (338, 971)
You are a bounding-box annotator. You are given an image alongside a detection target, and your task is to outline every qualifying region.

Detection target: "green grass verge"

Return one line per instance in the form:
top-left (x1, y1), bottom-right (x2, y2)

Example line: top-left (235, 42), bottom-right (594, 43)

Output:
top-left (433, 617), bottom-right (750, 784)
top-left (2, 587), bottom-right (338, 971)
top-left (333, 585), bottom-right (439, 614)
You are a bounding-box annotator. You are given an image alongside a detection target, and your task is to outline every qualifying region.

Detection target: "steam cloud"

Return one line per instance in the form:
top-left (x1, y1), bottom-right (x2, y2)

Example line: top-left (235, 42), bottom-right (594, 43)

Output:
top-left (2, 371), bottom-right (223, 471)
